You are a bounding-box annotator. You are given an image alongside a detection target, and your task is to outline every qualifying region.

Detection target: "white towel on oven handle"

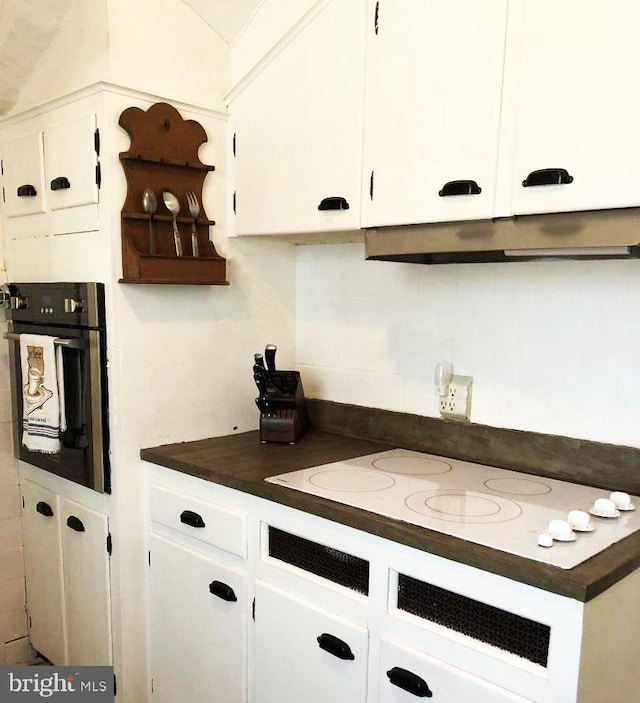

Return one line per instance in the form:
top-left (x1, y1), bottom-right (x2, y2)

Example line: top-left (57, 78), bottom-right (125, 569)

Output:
top-left (20, 333), bottom-right (66, 454)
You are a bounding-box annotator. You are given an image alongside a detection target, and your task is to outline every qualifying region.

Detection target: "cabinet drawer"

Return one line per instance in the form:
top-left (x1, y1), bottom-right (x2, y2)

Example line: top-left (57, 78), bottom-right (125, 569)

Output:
top-left (379, 637), bottom-right (533, 703)
top-left (150, 485), bottom-right (247, 558)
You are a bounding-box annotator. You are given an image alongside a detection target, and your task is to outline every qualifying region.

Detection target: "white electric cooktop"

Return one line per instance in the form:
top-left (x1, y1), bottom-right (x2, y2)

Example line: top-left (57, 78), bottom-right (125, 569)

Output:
top-left (266, 449), bottom-right (640, 569)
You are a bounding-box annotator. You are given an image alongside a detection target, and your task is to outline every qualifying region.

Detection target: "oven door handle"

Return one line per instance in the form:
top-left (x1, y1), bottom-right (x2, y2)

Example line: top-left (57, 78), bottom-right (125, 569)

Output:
top-left (3, 332), bottom-right (86, 349)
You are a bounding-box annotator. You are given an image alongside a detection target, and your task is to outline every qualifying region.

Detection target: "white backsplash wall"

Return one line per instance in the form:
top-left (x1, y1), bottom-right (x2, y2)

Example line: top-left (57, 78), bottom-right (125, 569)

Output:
top-left (296, 243), bottom-right (640, 449)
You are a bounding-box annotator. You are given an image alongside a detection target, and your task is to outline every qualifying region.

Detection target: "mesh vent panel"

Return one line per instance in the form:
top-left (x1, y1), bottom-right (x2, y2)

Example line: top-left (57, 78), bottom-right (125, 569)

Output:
top-left (268, 526), bottom-right (369, 595)
top-left (397, 574), bottom-right (550, 667)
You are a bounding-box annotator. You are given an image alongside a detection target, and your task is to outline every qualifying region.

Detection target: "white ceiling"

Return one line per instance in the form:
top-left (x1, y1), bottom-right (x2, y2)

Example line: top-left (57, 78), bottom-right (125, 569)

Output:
top-left (0, 0), bottom-right (262, 117)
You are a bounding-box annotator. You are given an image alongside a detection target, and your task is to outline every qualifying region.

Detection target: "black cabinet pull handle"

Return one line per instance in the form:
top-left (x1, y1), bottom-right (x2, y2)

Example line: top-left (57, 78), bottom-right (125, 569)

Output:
top-left (209, 581), bottom-right (237, 602)
top-left (387, 667), bottom-right (432, 698)
top-left (522, 168), bottom-right (574, 188)
top-left (17, 184), bottom-right (37, 197)
top-left (318, 196), bottom-right (350, 211)
top-left (50, 176), bottom-right (71, 191)
top-left (438, 180), bottom-right (481, 197)
top-left (36, 501), bottom-right (54, 517)
top-left (179, 509), bottom-right (205, 528)
top-left (66, 515), bottom-right (85, 532)
top-left (317, 633), bottom-right (354, 660)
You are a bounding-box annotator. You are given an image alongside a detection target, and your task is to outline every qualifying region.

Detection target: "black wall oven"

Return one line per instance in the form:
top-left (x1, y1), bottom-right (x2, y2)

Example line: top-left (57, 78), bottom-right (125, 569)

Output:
top-left (4, 282), bottom-right (110, 493)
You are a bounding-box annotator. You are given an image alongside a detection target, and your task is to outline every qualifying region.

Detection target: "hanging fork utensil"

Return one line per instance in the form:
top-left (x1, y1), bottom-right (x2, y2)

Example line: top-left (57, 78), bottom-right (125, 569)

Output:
top-left (186, 190), bottom-right (200, 257)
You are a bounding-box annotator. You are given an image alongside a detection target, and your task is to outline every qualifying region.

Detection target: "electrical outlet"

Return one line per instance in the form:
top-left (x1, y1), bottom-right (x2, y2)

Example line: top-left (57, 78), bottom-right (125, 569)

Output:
top-left (439, 375), bottom-right (473, 421)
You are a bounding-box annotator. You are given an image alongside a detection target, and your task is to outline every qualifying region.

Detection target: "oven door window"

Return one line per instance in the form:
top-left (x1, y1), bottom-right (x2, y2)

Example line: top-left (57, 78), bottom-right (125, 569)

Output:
top-left (9, 323), bottom-right (108, 493)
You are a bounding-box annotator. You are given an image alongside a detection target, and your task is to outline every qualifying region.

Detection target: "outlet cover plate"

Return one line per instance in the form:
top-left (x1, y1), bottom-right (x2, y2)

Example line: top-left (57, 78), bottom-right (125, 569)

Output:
top-left (439, 375), bottom-right (472, 421)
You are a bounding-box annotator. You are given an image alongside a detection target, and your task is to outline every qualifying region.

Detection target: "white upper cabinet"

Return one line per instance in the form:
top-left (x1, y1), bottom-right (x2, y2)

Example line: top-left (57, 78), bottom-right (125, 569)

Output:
top-left (362, 0), bottom-right (509, 228)
top-left (231, 0), bottom-right (368, 235)
top-left (44, 114), bottom-right (99, 212)
top-left (509, 0), bottom-right (640, 215)
top-left (1, 134), bottom-right (46, 217)
top-left (0, 105), bottom-right (100, 239)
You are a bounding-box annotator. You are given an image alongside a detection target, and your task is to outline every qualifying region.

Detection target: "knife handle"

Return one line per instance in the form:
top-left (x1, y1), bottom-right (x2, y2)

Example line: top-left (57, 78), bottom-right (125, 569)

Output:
top-left (265, 344), bottom-right (277, 374)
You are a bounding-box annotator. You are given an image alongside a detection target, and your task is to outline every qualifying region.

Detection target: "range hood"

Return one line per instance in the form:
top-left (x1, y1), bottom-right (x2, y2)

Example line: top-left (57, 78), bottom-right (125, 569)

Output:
top-left (365, 208), bottom-right (640, 264)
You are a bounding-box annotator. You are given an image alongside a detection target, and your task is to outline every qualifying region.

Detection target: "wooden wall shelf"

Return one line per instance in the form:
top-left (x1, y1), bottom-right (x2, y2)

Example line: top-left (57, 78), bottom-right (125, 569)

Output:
top-left (118, 102), bottom-right (227, 285)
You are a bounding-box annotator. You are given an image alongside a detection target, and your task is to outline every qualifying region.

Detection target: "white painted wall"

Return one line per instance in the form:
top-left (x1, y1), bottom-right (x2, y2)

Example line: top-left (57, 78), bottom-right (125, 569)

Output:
top-left (296, 243), bottom-right (640, 449)
top-left (11, 0), bottom-right (230, 117)
top-left (229, 0), bottom-right (320, 88)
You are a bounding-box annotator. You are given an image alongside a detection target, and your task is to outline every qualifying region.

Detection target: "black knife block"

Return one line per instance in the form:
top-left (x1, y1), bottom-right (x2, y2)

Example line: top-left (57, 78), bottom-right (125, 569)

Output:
top-left (260, 371), bottom-right (309, 444)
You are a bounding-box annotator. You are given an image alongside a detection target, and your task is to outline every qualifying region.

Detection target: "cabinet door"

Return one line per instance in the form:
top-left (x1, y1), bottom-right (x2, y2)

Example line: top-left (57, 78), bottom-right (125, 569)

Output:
top-left (149, 534), bottom-right (248, 703)
top-left (379, 637), bottom-right (533, 703)
top-left (43, 114), bottom-right (99, 211)
top-left (254, 581), bottom-right (368, 703)
top-left (510, 1), bottom-right (640, 215)
top-left (1, 134), bottom-right (46, 217)
top-left (61, 498), bottom-right (112, 666)
top-left (21, 479), bottom-right (68, 665)
top-left (362, 0), bottom-right (508, 227)
top-left (232, 0), bottom-right (367, 235)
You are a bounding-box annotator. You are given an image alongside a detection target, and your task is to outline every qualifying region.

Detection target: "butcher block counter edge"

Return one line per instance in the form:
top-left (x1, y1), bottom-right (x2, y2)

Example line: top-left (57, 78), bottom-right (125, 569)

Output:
top-left (141, 425), bottom-right (640, 603)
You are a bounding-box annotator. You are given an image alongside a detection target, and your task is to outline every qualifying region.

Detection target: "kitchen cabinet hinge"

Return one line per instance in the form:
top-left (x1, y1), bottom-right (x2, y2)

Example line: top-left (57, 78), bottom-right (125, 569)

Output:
top-left (106, 533), bottom-right (112, 555)
top-left (2, 186), bottom-right (5, 204)
top-left (233, 132), bottom-right (236, 157)
top-left (369, 170), bottom-right (375, 200)
top-left (151, 678), bottom-right (154, 693)
top-left (95, 162), bottom-right (102, 189)
top-left (113, 674), bottom-right (117, 696)
top-left (148, 550), bottom-right (151, 566)
top-left (1, 158), bottom-right (3, 175)
top-left (94, 128), bottom-right (100, 156)
top-left (28, 616), bottom-right (32, 629)
top-left (252, 597), bottom-right (255, 621)
top-left (374, 2), bottom-right (379, 34)
top-left (233, 191), bottom-right (237, 214)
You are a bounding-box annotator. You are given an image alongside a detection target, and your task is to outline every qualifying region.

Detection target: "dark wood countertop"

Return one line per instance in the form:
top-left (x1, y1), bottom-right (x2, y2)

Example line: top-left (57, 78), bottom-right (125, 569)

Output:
top-left (141, 426), bottom-right (640, 602)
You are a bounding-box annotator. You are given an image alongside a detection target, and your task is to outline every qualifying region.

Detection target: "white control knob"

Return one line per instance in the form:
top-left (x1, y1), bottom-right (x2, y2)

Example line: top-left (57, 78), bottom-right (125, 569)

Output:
top-left (590, 498), bottom-right (619, 518)
top-left (538, 532), bottom-right (553, 548)
top-left (547, 519), bottom-right (576, 541)
top-left (567, 510), bottom-right (593, 531)
top-left (610, 492), bottom-right (634, 511)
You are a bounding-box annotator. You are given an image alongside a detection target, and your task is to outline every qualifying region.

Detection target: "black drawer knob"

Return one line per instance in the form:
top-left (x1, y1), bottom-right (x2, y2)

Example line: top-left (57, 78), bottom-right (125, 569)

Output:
top-left (318, 196), bottom-right (350, 211)
top-left (209, 581), bottom-right (237, 602)
top-left (66, 515), bottom-right (85, 532)
top-left (387, 666), bottom-right (433, 698)
top-left (438, 179), bottom-right (481, 197)
top-left (317, 633), bottom-right (354, 660)
top-left (522, 168), bottom-right (574, 187)
top-left (50, 176), bottom-right (71, 191)
top-left (17, 184), bottom-right (37, 197)
top-left (36, 501), bottom-right (54, 517)
top-left (179, 510), bottom-right (205, 528)
top-left (387, 667), bottom-right (432, 698)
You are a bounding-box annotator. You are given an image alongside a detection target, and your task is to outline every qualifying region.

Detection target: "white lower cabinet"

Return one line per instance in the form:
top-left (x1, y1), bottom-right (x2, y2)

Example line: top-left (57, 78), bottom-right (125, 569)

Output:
top-left (21, 479), bottom-right (67, 665)
top-left (379, 638), bottom-right (531, 703)
top-left (20, 476), bottom-right (112, 666)
top-left (61, 498), bottom-right (112, 666)
top-left (149, 534), bottom-right (248, 703)
top-left (254, 581), bottom-right (369, 703)
top-left (146, 464), bottom-right (640, 703)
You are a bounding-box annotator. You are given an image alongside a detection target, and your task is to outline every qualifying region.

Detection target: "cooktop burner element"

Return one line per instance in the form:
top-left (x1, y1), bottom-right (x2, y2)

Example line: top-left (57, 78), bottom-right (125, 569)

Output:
top-left (371, 455), bottom-right (452, 475)
top-left (405, 490), bottom-right (522, 524)
top-left (309, 469), bottom-right (395, 492)
top-left (483, 477), bottom-right (551, 496)
top-left (266, 449), bottom-right (640, 569)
